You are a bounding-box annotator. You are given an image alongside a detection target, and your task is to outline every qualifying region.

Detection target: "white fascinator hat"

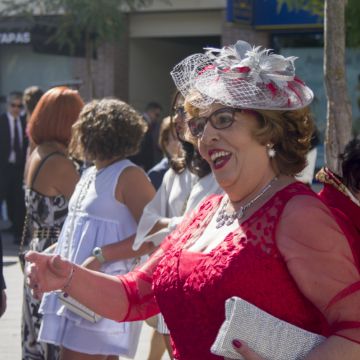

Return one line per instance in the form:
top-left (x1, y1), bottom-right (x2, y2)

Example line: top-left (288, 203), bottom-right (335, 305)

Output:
top-left (170, 40), bottom-right (314, 111)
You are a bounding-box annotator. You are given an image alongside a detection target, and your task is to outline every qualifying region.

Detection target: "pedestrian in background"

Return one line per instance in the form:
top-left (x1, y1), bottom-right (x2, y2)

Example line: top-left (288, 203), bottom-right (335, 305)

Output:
top-left (147, 115), bottom-right (182, 190)
top-left (22, 86), bottom-right (84, 360)
top-left (0, 91), bottom-right (28, 244)
top-left (37, 98), bottom-right (155, 360)
top-left (23, 85), bottom-right (44, 179)
top-left (23, 86), bottom-right (44, 124)
top-left (130, 101), bottom-right (162, 171)
top-left (133, 92), bottom-right (221, 360)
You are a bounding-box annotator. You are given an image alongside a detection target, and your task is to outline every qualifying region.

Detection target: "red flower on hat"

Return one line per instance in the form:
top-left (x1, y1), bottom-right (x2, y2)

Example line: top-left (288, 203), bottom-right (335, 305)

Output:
top-left (294, 76), bottom-right (305, 85)
top-left (234, 66), bottom-right (251, 73)
top-left (287, 82), bottom-right (303, 103)
top-left (198, 65), bottom-right (215, 75)
top-left (266, 82), bottom-right (277, 96)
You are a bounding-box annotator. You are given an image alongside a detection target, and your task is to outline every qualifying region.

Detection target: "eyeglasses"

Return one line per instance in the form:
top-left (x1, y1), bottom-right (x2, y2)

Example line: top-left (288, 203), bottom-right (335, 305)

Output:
top-left (187, 107), bottom-right (243, 138)
top-left (10, 103), bottom-right (23, 109)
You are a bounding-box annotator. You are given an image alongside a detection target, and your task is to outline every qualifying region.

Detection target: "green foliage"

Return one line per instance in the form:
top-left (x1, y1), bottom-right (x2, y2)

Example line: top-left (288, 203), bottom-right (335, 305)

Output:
top-left (345, 0), bottom-right (360, 47)
top-left (277, 0), bottom-right (360, 47)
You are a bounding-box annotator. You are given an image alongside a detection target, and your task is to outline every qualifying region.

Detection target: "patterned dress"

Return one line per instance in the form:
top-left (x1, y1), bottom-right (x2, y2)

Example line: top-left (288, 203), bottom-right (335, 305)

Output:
top-left (21, 155), bottom-right (70, 360)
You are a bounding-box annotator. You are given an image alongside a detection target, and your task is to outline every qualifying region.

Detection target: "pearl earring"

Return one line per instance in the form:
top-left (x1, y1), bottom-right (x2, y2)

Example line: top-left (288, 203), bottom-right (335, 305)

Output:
top-left (267, 144), bottom-right (276, 158)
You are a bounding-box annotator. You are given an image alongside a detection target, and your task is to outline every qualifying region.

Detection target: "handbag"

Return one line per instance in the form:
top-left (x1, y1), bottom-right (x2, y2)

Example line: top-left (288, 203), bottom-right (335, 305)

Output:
top-left (211, 296), bottom-right (325, 360)
top-left (57, 291), bottom-right (102, 323)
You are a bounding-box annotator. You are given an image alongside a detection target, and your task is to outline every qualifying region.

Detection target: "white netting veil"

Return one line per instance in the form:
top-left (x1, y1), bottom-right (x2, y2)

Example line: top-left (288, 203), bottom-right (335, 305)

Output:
top-left (170, 40), bottom-right (314, 110)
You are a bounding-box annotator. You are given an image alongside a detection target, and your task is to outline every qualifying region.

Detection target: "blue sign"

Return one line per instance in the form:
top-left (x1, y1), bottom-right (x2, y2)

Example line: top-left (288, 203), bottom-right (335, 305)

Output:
top-left (227, 0), bottom-right (323, 29)
top-left (253, 0), bottom-right (322, 29)
top-left (226, 0), bottom-right (253, 24)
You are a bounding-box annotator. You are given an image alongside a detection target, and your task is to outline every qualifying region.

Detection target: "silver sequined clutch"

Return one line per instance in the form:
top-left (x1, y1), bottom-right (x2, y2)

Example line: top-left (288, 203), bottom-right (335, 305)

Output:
top-left (211, 297), bottom-right (325, 360)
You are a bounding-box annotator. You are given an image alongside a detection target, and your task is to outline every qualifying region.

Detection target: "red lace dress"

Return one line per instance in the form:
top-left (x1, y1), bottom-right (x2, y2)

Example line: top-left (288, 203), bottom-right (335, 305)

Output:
top-left (119, 182), bottom-right (360, 360)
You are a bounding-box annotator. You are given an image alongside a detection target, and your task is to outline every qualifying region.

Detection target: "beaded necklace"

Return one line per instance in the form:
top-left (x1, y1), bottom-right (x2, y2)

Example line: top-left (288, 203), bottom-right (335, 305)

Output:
top-left (215, 177), bottom-right (278, 228)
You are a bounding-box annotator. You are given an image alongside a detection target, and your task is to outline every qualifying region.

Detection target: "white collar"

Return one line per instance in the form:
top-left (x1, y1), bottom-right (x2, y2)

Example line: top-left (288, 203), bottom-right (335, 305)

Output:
top-left (7, 111), bottom-right (15, 122)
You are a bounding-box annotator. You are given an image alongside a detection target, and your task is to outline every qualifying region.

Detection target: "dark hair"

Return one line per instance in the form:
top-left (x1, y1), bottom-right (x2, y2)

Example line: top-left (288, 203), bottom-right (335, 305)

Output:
top-left (145, 102), bottom-right (162, 112)
top-left (340, 138), bottom-right (360, 193)
top-left (158, 116), bottom-right (177, 159)
top-left (70, 98), bottom-right (147, 162)
top-left (23, 86), bottom-right (44, 115)
top-left (310, 127), bottom-right (320, 150)
top-left (169, 91), bottom-right (210, 178)
top-left (7, 91), bottom-right (23, 104)
top-left (28, 87), bottom-right (84, 146)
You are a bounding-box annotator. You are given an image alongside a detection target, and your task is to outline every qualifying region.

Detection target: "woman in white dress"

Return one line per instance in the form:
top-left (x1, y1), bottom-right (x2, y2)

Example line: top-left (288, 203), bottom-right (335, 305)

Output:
top-left (37, 99), bottom-right (155, 360)
top-left (133, 93), bottom-right (222, 359)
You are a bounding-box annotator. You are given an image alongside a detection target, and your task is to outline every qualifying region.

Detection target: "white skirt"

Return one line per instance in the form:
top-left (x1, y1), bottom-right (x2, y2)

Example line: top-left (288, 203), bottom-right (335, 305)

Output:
top-left (38, 309), bottom-right (142, 357)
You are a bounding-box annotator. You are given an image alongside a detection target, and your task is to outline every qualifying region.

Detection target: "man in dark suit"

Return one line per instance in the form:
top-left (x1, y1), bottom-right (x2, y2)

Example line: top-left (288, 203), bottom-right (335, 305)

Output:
top-left (0, 91), bottom-right (28, 244)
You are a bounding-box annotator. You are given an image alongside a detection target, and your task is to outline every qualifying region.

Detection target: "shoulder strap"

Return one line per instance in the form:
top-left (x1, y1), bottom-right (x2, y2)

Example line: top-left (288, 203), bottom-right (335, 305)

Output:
top-left (30, 151), bottom-right (66, 188)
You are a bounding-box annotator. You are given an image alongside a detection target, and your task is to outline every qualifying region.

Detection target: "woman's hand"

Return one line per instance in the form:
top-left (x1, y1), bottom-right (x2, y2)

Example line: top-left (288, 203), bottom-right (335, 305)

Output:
top-left (25, 251), bottom-right (73, 299)
top-left (81, 256), bottom-right (102, 272)
top-left (225, 340), bottom-right (265, 360)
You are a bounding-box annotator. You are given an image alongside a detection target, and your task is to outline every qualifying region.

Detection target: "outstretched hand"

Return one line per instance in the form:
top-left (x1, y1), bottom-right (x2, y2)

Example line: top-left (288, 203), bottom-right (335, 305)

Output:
top-left (25, 251), bottom-right (72, 299)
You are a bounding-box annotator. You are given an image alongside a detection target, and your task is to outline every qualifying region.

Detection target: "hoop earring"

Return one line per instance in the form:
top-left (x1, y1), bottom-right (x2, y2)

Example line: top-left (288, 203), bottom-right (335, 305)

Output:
top-left (267, 143), bottom-right (276, 158)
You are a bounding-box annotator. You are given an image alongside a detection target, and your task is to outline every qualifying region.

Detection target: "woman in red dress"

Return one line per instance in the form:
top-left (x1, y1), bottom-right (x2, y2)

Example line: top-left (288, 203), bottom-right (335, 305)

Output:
top-left (26, 41), bottom-right (360, 360)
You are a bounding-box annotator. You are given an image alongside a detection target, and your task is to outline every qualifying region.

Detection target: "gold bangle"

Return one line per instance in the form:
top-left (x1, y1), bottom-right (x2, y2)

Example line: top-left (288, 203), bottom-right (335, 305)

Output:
top-left (62, 264), bottom-right (75, 292)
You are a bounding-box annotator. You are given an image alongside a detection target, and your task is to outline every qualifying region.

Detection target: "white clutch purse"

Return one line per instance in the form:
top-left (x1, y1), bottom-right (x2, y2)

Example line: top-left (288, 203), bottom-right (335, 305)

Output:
top-left (57, 292), bottom-right (102, 323)
top-left (211, 297), bottom-right (325, 360)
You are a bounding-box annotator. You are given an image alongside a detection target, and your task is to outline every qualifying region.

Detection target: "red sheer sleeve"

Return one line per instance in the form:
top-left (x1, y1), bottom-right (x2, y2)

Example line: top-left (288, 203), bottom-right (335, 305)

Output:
top-left (117, 206), bottom-right (199, 321)
top-left (277, 195), bottom-right (360, 344)
top-left (118, 247), bottom-right (164, 321)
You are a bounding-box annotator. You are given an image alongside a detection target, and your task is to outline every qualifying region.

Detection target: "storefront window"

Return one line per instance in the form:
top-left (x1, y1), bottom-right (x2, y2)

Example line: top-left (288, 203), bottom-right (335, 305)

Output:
top-left (0, 44), bottom-right (72, 112)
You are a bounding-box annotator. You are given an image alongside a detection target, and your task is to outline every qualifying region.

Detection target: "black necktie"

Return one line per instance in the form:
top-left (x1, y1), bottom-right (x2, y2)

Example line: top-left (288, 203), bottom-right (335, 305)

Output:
top-left (13, 118), bottom-right (22, 163)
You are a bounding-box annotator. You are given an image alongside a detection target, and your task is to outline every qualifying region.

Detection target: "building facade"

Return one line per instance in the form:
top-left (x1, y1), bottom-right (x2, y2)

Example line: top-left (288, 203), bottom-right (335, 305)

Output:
top-left (0, 0), bottom-right (359, 138)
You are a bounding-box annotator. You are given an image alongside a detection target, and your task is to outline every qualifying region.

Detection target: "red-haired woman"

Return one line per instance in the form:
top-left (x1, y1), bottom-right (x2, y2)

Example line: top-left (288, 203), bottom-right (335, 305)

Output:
top-left (22, 86), bottom-right (84, 360)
